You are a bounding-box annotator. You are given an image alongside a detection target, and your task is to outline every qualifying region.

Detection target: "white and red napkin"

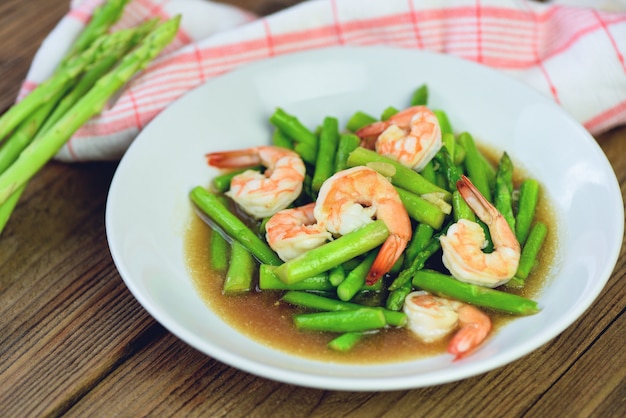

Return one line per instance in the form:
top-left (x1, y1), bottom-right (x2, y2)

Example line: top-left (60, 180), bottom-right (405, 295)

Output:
top-left (18, 0), bottom-right (626, 162)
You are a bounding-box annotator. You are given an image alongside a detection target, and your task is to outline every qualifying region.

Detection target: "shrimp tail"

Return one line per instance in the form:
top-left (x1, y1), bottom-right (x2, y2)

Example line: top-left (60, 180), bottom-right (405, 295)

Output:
top-left (206, 149), bottom-right (261, 168)
top-left (456, 175), bottom-right (494, 223)
top-left (366, 235), bottom-right (408, 285)
top-left (355, 121), bottom-right (390, 141)
top-left (447, 305), bottom-right (491, 361)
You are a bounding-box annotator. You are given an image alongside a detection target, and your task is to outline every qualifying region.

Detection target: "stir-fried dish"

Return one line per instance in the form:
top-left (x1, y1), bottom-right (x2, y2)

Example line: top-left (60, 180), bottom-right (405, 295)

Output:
top-left (189, 85), bottom-right (550, 361)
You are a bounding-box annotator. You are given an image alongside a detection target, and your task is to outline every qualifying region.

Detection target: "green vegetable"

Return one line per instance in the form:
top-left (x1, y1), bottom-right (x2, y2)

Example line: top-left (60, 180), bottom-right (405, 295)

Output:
top-left (273, 220), bottom-right (389, 284)
top-left (0, 34), bottom-right (106, 143)
top-left (515, 179), bottom-right (540, 245)
top-left (211, 166), bottom-right (261, 193)
top-left (334, 133), bottom-right (360, 173)
top-left (434, 145), bottom-right (462, 192)
top-left (210, 228), bottom-right (230, 273)
top-left (271, 128), bottom-right (293, 149)
top-left (41, 20), bottom-right (159, 135)
top-left (515, 222), bottom-right (548, 280)
top-left (190, 186), bottom-right (282, 266)
top-left (452, 190), bottom-right (476, 222)
top-left (385, 281), bottom-right (412, 312)
top-left (259, 265), bottom-right (334, 291)
top-left (381, 106), bottom-right (399, 121)
top-left (411, 84), bottom-right (428, 106)
top-left (269, 108), bottom-right (318, 156)
top-left (0, 17), bottom-right (181, 207)
top-left (64, 0), bottom-right (131, 61)
top-left (311, 116), bottom-right (340, 192)
top-left (346, 111), bottom-right (377, 132)
top-left (223, 241), bottom-right (256, 294)
top-left (328, 264), bottom-right (346, 287)
top-left (395, 188), bottom-right (446, 229)
top-left (457, 132), bottom-right (492, 202)
top-left (293, 308), bottom-right (387, 333)
top-left (412, 269), bottom-right (540, 315)
top-left (337, 250), bottom-right (377, 301)
top-left (0, 100), bottom-right (62, 175)
top-left (281, 291), bottom-right (406, 326)
top-left (419, 160), bottom-right (437, 184)
top-left (346, 147), bottom-right (451, 201)
top-left (388, 234), bottom-right (443, 291)
top-left (328, 332), bottom-right (364, 352)
top-left (494, 152), bottom-right (516, 231)
top-left (403, 223), bottom-right (434, 269)
top-left (433, 109), bottom-right (453, 135)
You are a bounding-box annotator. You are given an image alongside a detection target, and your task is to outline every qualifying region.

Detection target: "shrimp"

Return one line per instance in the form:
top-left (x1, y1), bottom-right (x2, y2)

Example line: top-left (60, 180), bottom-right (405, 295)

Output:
top-left (403, 291), bottom-right (492, 361)
top-left (265, 203), bottom-right (332, 261)
top-left (313, 166), bottom-right (411, 285)
top-left (355, 105), bottom-right (442, 171)
top-left (206, 146), bottom-right (305, 219)
top-left (440, 175), bottom-right (521, 287)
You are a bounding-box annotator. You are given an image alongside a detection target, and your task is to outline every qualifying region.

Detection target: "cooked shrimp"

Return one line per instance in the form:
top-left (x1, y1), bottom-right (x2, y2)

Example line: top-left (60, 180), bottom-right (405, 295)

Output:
top-left (403, 291), bottom-right (492, 361)
top-left (206, 146), bottom-right (305, 219)
top-left (313, 166), bottom-right (411, 285)
top-left (355, 105), bottom-right (442, 171)
top-left (440, 175), bottom-right (521, 287)
top-left (265, 203), bottom-right (332, 261)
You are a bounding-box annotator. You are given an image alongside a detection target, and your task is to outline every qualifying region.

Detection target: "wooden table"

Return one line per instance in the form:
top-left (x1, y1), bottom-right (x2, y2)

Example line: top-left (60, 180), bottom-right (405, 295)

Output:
top-left (1, 1), bottom-right (624, 416)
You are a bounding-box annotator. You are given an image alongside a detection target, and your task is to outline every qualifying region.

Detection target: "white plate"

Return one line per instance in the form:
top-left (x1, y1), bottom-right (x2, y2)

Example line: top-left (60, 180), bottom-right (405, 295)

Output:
top-left (106, 46), bottom-right (624, 391)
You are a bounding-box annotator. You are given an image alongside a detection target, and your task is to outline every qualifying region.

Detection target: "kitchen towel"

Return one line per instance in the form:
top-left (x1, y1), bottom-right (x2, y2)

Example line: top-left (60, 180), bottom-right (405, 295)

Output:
top-left (18, 0), bottom-right (626, 161)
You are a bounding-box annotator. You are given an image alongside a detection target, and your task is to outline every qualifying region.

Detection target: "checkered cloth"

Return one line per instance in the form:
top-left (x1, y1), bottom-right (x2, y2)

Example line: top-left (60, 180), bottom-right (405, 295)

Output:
top-left (19, 0), bottom-right (626, 162)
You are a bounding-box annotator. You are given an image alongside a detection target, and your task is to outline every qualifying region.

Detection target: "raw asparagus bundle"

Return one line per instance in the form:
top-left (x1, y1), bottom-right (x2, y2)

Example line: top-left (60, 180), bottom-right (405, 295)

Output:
top-left (0, 0), bottom-right (180, 234)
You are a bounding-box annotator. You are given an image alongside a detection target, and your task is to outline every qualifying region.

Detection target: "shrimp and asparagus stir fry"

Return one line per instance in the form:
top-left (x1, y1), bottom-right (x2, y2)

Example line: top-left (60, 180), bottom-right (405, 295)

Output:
top-left (190, 84), bottom-right (549, 361)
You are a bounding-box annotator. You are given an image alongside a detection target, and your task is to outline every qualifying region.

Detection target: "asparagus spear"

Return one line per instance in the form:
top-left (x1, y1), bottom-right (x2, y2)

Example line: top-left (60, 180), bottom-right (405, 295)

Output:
top-left (269, 108), bottom-right (317, 147)
top-left (41, 20), bottom-right (158, 134)
top-left (412, 269), bottom-right (540, 315)
top-left (0, 24), bottom-right (148, 172)
top-left (346, 147), bottom-right (451, 201)
top-left (311, 116), bottom-right (339, 192)
top-left (273, 220), bottom-right (389, 284)
top-left (293, 308), bottom-right (388, 333)
top-left (328, 332), bottom-right (364, 352)
top-left (0, 35), bottom-right (108, 142)
top-left (223, 241), bottom-right (256, 294)
top-left (210, 228), bottom-right (230, 273)
top-left (515, 179), bottom-right (540, 246)
top-left (337, 250), bottom-right (377, 302)
top-left (380, 106), bottom-right (399, 121)
top-left (259, 265), bottom-right (333, 291)
top-left (395, 187), bottom-right (446, 229)
top-left (281, 291), bottom-right (406, 326)
top-left (433, 109), bottom-right (453, 135)
top-left (0, 0), bottom-right (135, 234)
top-left (494, 152), bottom-right (516, 231)
top-left (411, 83), bottom-right (428, 106)
top-left (457, 132), bottom-right (492, 202)
top-left (346, 111), bottom-right (377, 132)
top-left (388, 233), bottom-right (443, 291)
top-left (0, 100), bottom-right (62, 173)
top-left (190, 186), bottom-right (282, 266)
top-left (334, 133), bottom-right (360, 173)
top-left (515, 222), bottom-right (548, 281)
top-left (0, 17), bottom-right (181, 207)
top-left (385, 223), bottom-right (436, 311)
top-left (64, 0), bottom-right (131, 60)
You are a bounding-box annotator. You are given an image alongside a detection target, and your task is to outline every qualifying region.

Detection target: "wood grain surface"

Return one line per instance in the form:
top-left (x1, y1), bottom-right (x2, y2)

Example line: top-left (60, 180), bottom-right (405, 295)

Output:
top-left (1, 1), bottom-right (624, 417)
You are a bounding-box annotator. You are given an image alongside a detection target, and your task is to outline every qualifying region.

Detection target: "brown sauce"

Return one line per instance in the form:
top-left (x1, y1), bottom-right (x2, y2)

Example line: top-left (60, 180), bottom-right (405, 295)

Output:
top-left (184, 150), bottom-right (559, 365)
